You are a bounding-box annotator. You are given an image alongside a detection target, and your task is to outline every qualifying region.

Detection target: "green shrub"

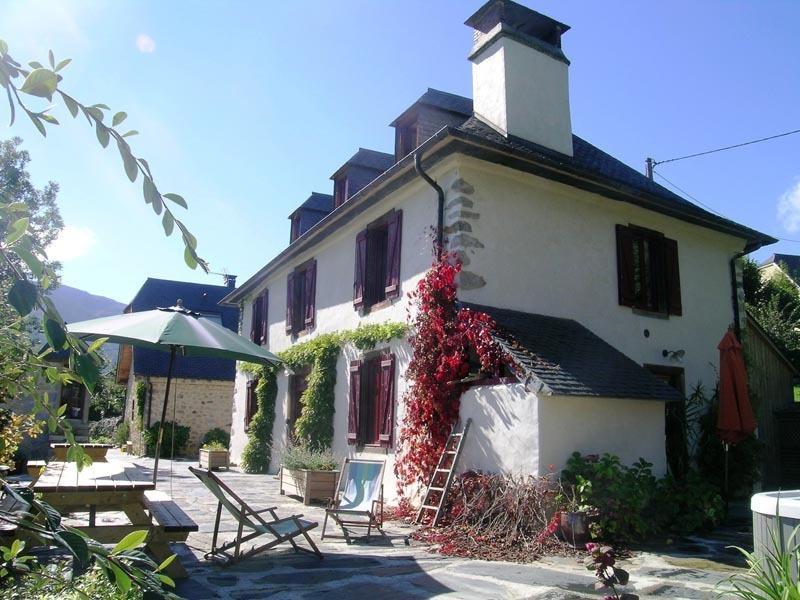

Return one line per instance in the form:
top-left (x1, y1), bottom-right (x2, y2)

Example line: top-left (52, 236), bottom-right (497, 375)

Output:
top-left (0, 564), bottom-right (142, 600)
top-left (241, 367), bottom-right (277, 473)
top-left (562, 452), bottom-right (658, 542)
top-left (562, 452), bottom-right (725, 543)
top-left (281, 443), bottom-right (338, 471)
top-left (200, 427), bottom-right (230, 449)
top-left (201, 440), bottom-right (227, 451)
top-left (114, 420), bottom-right (129, 447)
top-left (143, 421), bottom-right (189, 457)
top-left (652, 470), bottom-right (724, 535)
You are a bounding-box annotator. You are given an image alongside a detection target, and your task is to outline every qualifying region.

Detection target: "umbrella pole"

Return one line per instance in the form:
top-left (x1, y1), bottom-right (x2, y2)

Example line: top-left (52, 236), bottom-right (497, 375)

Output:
top-left (152, 346), bottom-right (177, 485)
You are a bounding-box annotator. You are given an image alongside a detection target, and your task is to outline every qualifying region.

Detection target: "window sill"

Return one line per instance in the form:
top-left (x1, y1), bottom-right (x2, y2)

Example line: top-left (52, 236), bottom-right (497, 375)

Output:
top-left (358, 444), bottom-right (389, 455)
top-left (631, 308), bottom-right (670, 320)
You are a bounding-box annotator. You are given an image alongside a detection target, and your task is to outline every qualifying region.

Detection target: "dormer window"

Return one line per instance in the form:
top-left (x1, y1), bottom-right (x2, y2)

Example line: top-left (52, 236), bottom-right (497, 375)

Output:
top-left (334, 177), bottom-right (349, 208)
top-left (397, 123), bottom-right (418, 159)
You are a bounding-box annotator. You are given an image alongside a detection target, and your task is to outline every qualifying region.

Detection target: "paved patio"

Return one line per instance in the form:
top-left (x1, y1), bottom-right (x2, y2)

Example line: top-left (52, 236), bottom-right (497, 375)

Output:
top-left (107, 451), bottom-right (749, 599)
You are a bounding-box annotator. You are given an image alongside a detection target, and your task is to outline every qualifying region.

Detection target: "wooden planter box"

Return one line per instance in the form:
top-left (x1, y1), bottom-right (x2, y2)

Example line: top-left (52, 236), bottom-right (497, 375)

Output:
top-left (279, 467), bottom-right (338, 505)
top-left (199, 448), bottom-right (229, 471)
top-left (50, 443), bottom-right (112, 462)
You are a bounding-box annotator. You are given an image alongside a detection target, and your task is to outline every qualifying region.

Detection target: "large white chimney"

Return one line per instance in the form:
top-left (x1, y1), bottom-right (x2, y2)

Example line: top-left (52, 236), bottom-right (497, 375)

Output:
top-left (466, 0), bottom-right (573, 156)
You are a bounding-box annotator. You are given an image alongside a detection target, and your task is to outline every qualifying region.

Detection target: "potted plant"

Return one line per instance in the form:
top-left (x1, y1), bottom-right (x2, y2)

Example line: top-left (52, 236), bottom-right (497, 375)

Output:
top-left (557, 481), bottom-right (590, 548)
top-left (199, 440), bottom-right (230, 470)
top-left (279, 444), bottom-right (339, 506)
top-left (197, 427), bottom-right (230, 470)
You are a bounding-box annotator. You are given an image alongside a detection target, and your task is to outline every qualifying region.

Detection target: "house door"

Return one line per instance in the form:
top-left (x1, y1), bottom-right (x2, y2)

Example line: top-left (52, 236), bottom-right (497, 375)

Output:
top-left (646, 365), bottom-right (687, 479)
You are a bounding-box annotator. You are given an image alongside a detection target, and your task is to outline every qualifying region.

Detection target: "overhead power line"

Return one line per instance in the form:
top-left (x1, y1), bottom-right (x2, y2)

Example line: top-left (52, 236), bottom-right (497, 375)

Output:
top-left (652, 170), bottom-right (800, 244)
top-left (645, 127), bottom-right (800, 179)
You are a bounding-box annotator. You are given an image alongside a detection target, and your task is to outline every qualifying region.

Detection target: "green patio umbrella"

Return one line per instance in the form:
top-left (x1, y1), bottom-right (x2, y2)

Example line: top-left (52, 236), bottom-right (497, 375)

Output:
top-left (67, 300), bottom-right (281, 484)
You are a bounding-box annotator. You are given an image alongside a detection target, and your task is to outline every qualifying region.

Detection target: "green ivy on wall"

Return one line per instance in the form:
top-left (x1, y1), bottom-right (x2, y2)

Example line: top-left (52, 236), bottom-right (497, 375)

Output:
top-left (134, 380), bottom-right (146, 430)
top-left (239, 321), bottom-right (406, 471)
top-left (240, 362), bottom-right (278, 473)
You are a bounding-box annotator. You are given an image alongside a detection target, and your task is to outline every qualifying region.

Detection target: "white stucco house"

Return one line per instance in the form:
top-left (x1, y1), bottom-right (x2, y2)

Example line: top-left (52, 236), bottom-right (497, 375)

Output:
top-left (221, 0), bottom-right (774, 499)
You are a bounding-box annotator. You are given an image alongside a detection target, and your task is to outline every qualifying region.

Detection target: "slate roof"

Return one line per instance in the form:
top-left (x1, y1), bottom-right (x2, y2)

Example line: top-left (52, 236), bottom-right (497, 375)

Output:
top-left (288, 192), bottom-right (333, 218)
top-left (127, 278), bottom-right (240, 381)
top-left (457, 116), bottom-right (774, 248)
top-left (460, 302), bottom-right (683, 401)
top-left (390, 88), bottom-right (474, 126)
top-left (332, 148), bottom-right (395, 177)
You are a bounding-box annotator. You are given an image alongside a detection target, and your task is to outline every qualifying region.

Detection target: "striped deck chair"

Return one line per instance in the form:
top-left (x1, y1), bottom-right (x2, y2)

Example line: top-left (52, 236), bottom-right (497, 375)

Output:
top-left (321, 459), bottom-right (384, 542)
top-left (189, 467), bottom-right (322, 564)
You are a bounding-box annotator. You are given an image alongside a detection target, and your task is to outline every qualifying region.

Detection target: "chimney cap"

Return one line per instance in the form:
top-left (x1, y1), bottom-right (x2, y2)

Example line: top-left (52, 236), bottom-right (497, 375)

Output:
top-left (465, 0), bottom-right (570, 49)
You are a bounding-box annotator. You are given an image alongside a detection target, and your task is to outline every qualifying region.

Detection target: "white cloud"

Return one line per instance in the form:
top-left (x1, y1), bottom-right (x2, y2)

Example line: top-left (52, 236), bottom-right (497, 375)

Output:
top-left (47, 225), bottom-right (97, 262)
top-left (135, 33), bottom-right (156, 53)
top-left (777, 179), bottom-right (800, 233)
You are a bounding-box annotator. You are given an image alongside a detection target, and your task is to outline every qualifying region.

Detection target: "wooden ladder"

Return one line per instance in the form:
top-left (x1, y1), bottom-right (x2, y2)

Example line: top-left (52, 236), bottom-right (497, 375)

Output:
top-left (415, 418), bottom-right (471, 527)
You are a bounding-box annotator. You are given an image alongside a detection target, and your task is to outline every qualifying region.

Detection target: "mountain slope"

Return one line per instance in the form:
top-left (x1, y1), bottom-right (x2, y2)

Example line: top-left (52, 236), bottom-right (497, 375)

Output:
top-left (47, 285), bottom-right (125, 324)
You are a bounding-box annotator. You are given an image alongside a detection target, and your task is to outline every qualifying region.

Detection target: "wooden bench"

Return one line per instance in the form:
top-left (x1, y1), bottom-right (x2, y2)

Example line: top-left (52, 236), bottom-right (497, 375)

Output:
top-left (143, 490), bottom-right (198, 579)
top-left (26, 460), bottom-right (47, 482)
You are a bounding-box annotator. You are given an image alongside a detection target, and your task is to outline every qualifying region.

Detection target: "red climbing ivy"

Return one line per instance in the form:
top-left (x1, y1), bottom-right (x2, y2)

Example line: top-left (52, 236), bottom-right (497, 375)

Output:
top-left (394, 251), bottom-right (504, 491)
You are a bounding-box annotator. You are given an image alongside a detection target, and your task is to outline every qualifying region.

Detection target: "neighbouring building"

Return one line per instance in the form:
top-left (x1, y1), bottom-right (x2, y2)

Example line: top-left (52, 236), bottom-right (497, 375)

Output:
top-left (759, 253), bottom-right (800, 287)
top-left (117, 277), bottom-right (240, 455)
top-left (222, 0), bottom-right (775, 499)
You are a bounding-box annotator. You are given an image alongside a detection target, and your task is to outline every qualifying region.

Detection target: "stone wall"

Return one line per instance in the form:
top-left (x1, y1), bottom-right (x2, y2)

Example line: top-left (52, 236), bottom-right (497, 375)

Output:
top-left (127, 374), bottom-right (234, 456)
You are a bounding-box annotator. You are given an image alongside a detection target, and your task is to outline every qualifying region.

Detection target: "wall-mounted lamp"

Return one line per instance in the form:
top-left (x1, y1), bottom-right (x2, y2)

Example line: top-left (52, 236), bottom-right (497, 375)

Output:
top-left (662, 349), bottom-right (685, 362)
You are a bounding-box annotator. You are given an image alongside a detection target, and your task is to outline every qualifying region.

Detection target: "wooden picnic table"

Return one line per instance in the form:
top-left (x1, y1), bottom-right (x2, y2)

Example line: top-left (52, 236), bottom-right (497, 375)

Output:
top-left (33, 460), bottom-right (196, 579)
top-left (50, 443), bottom-right (113, 462)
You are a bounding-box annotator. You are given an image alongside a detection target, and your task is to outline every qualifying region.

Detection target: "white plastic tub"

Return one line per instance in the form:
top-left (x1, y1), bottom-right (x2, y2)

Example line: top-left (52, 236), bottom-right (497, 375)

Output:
top-left (751, 490), bottom-right (799, 578)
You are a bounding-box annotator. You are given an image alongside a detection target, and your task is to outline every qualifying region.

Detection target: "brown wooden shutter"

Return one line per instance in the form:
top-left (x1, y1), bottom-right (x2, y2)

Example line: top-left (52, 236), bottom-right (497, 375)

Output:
top-left (615, 224), bottom-right (636, 307)
top-left (664, 237), bottom-right (682, 316)
top-left (250, 298), bottom-right (261, 343)
top-left (347, 360), bottom-right (362, 445)
top-left (245, 379), bottom-right (257, 429)
top-left (304, 260), bottom-right (316, 329)
top-left (385, 210), bottom-right (402, 299)
top-left (378, 353), bottom-right (395, 447)
top-left (285, 272), bottom-right (295, 334)
top-left (353, 230), bottom-right (367, 310)
top-left (260, 291), bottom-right (269, 345)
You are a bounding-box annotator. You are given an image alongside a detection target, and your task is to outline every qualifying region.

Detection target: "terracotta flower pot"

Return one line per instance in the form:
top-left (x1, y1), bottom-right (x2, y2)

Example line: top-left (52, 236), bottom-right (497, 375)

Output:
top-left (559, 510), bottom-right (589, 548)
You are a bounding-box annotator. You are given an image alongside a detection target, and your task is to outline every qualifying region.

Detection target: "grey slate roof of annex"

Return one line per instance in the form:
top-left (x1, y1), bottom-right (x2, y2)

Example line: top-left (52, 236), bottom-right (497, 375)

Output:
top-left (461, 302), bottom-right (683, 402)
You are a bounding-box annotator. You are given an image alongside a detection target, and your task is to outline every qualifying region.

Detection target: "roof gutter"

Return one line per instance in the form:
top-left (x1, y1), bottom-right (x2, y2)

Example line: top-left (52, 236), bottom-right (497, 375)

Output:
top-left (414, 151), bottom-right (444, 257)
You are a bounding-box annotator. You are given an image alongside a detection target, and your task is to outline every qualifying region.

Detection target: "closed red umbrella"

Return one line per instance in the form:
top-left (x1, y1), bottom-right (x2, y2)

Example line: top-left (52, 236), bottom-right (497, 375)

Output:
top-left (717, 329), bottom-right (756, 443)
top-left (716, 329), bottom-right (756, 499)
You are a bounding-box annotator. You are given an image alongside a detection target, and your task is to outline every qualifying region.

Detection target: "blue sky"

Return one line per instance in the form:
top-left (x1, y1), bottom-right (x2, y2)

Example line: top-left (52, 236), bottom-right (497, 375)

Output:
top-left (4, 0), bottom-right (799, 303)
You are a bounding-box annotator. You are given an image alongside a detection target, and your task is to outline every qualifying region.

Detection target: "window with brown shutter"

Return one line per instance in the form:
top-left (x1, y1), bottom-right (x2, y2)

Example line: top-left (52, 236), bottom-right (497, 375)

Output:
top-left (245, 379), bottom-right (259, 430)
top-left (353, 210), bottom-right (402, 311)
top-left (260, 291), bottom-right (269, 346)
top-left (250, 296), bottom-right (262, 343)
top-left (347, 352), bottom-right (396, 447)
top-left (615, 224), bottom-right (681, 316)
top-left (286, 261), bottom-right (316, 335)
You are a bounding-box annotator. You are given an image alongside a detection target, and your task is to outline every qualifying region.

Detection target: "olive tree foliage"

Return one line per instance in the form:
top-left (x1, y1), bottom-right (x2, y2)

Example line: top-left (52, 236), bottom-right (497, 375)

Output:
top-left (0, 40), bottom-right (209, 598)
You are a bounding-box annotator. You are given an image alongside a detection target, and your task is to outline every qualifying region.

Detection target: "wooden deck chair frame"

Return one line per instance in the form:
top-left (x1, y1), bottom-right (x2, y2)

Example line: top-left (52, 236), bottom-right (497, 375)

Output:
top-left (188, 467), bottom-right (322, 565)
top-left (321, 458), bottom-right (385, 543)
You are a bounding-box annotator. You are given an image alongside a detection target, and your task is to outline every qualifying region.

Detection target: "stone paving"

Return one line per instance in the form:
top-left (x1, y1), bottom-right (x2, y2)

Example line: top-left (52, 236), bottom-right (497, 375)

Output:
top-left (108, 451), bottom-right (749, 599)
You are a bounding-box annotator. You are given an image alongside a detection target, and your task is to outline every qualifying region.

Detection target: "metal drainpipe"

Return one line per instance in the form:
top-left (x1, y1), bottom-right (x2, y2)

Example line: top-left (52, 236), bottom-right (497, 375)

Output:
top-left (414, 152), bottom-right (444, 258)
top-left (730, 250), bottom-right (746, 340)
